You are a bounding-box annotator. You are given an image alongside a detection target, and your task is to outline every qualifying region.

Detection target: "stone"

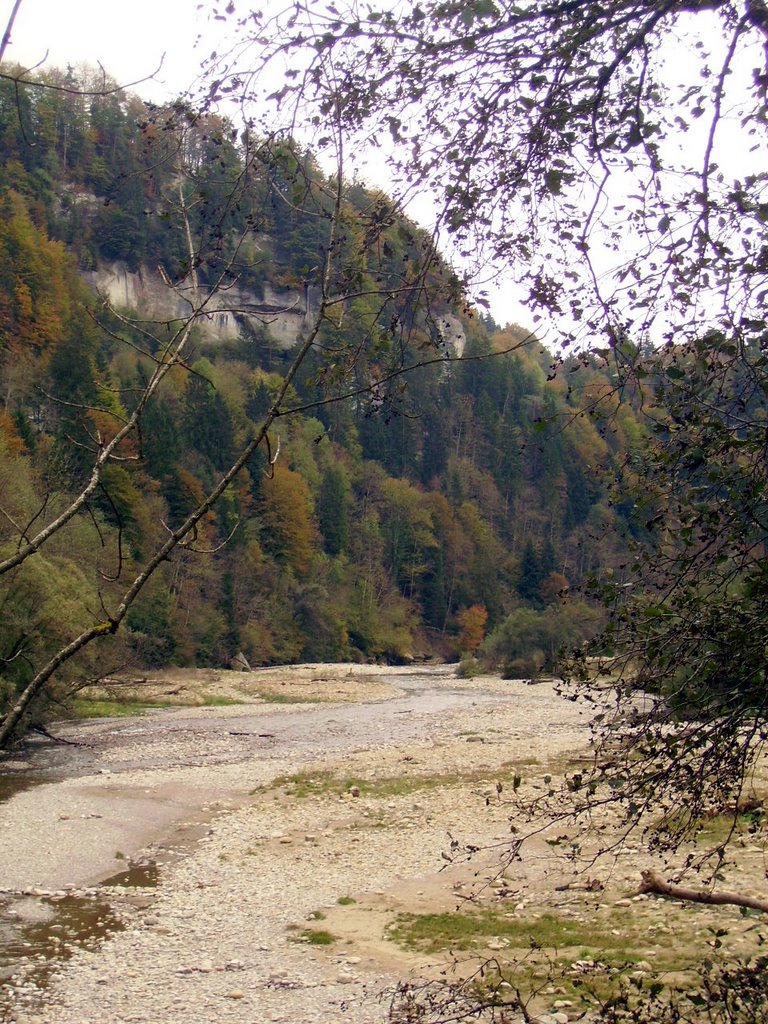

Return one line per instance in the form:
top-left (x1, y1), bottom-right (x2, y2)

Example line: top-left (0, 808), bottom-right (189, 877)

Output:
top-left (226, 990), bottom-right (245, 999)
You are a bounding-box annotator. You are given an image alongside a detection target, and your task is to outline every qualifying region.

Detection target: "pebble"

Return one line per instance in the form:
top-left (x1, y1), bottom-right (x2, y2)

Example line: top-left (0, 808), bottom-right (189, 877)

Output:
top-left (4, 670), bottom-right (751, 1024)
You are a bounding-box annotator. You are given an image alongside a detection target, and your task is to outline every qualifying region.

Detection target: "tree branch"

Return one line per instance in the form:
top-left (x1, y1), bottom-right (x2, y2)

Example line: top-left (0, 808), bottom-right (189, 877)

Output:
top-left (638, 869), bottom-right (768, 913)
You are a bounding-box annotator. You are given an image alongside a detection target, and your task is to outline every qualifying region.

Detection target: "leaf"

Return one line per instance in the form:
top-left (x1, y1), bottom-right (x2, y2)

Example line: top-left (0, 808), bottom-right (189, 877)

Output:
top-left (544, 169), bottom-right (563, 195)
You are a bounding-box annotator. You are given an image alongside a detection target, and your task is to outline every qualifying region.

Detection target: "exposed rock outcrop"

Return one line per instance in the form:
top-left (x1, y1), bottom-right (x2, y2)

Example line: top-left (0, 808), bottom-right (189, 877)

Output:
top-left (82, 262), bottom-right (468, 357)
top-left (82, 262), bottom-right (311, 350)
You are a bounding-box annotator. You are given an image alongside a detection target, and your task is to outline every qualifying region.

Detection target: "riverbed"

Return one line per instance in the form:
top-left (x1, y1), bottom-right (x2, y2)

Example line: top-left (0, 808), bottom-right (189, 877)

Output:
top-left (0, 665), bottom-right (627, 1023)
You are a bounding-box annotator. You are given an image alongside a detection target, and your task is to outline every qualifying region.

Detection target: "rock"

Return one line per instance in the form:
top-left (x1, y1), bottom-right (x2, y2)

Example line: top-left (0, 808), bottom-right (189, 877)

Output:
top-left (226, 989), bottom-right (245, 999)
top-left (349, 786), bottom-right (361, 797)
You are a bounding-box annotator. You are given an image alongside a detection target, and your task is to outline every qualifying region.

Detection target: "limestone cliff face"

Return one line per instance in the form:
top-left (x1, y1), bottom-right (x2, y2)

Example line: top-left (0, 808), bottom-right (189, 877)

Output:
top-left (82, 262), bottom-right (310, 350)
top-left (435, 313), bottom-right (466, 358)
top-left (82, 262), bottom-right (467, 357)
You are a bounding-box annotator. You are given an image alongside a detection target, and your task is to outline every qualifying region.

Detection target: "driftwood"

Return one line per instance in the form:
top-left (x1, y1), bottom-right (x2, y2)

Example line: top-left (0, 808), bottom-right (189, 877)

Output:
top-left (639, 869), bottom-right (768, 913)
top-left (233, 651), bottom-right (252, 672)
top-left (30, 725), bottom-right (84, 746)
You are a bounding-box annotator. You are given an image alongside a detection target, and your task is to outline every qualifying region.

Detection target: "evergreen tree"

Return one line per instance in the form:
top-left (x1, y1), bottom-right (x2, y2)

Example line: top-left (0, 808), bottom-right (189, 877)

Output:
top-left (517, 540), bottom-right (541, 604)
top-left (317, 464), bottom-right (351, 557)
top-left (183, 366), bottom-right (236, 473)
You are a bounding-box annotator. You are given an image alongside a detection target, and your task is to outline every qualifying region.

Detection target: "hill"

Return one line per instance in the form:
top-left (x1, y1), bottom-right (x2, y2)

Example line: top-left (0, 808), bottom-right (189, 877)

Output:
top-left (0, 65), bottom-right (639, 739)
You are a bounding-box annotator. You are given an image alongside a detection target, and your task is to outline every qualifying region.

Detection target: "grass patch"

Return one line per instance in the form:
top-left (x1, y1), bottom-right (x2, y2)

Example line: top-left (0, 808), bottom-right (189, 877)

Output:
top-left (71, 698), bottom-right (177, 718)
top-left (71, 692), bottom-right (247, 717)
top-left (650, 799), bottom-right (766, 847)
top-left (387, 906), bottom-right (715, 1010)
top-left (253, 765), bottom-right (533, 799)
top-left (287, 926), bottom-right (337, 946)
top-left (337, 896), bottom-right (357, 905)
top-left (254, 690), bottom-right (325, 704)
top-left (388, 908), bottom-right (697, 969)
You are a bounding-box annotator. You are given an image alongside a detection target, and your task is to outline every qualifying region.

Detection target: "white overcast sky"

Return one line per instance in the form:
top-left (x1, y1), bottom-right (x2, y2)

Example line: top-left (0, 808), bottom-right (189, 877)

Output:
top-left (4, 0), bottom-right (220, 101)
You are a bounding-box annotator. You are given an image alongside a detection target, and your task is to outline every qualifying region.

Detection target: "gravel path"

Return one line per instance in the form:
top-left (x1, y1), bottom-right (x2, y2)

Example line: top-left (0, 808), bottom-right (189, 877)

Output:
top-left (0, 667), bottom-right (592, 1023)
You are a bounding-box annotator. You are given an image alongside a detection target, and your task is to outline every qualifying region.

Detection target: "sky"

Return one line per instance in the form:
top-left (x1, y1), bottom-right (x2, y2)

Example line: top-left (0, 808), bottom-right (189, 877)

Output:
top-left (3, 0), bottom-right (220, 102)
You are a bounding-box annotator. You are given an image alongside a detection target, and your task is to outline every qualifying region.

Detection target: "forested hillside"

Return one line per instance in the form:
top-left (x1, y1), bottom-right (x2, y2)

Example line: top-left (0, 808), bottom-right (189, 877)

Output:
top-left (0, 66), bottom-right (640, 733)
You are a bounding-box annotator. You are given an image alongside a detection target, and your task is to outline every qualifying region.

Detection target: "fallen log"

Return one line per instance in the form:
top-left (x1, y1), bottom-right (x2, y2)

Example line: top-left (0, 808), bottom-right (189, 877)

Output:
top-left (638, 869), bottom-right (768, 913)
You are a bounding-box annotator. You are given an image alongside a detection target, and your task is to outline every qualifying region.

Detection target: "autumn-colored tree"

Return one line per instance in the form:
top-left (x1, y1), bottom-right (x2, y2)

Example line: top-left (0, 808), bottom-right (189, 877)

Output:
top-left (539, 571), bottom-right (569, 607)
top-left (457, 603), bottom-right (488, 655)
top-left (258, 465), bottom-right (317, 576)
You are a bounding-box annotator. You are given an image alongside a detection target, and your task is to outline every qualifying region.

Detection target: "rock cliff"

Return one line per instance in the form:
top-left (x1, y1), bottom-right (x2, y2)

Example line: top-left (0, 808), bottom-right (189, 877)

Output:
top-left (83, 262), bottom-right (311, 350)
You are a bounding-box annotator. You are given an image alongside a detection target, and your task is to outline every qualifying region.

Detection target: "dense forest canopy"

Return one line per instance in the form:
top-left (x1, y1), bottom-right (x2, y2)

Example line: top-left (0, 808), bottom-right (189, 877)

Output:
top-left (0, 61), bottom-right (640, 742)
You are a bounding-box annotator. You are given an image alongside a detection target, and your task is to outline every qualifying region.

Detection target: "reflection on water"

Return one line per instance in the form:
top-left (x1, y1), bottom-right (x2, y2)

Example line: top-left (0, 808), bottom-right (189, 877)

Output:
top-left (0, 892), bottom-right (124, 1017)
top-left (0, 861), bottom-right (159, 1017)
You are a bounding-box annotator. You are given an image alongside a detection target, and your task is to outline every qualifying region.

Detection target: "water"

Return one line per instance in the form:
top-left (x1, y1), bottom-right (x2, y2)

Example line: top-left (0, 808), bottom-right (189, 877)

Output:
top-left (101, 861), bottom-right (160, 888)
top-left (0, 775), bottom-right (45, 806)
top-left (0, 892), bottom-right (125, 1019)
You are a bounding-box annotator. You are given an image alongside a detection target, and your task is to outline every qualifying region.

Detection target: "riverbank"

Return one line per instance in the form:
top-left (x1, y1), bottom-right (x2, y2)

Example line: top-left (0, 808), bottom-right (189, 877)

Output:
top-left (1, 665), bottom-right (765, 1024)
top-left (0, 665), bottom-right (588, 1022)
top-left (1, 664), bottom-right (559, 891)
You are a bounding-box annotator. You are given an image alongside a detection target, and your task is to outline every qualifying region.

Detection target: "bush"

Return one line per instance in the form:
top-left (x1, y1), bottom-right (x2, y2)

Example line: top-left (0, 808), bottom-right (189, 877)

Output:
top-left (456, 657), bottom-right (482, 679)
top-left (482, 601), bottom-right (600, 676)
